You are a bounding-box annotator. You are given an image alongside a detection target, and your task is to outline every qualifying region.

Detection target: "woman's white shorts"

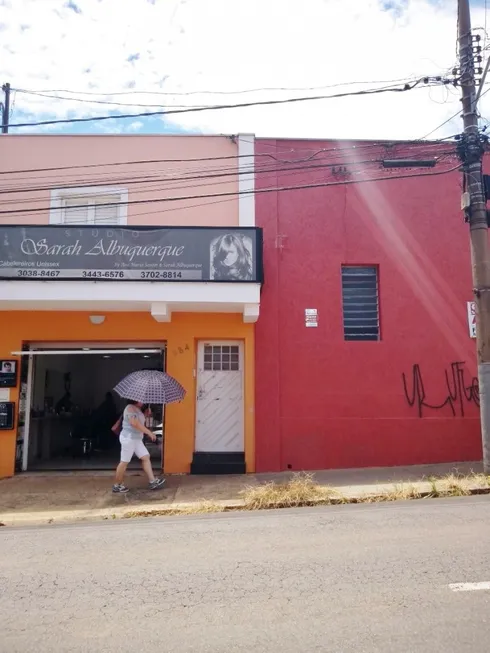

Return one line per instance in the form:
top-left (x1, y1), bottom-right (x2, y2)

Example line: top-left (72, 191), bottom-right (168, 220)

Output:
top-left (119, 436), bottom-right (150, 463)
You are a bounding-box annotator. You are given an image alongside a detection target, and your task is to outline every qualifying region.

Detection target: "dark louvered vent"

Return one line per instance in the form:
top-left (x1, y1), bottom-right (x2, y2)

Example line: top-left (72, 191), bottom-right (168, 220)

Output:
top-left (341, 266), bottom-right (380, 341)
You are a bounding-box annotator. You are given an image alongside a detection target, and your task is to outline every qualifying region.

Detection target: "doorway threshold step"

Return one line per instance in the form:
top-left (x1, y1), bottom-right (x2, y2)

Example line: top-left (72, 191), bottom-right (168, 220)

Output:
top-left (191, 452), bottom-right (246, 475)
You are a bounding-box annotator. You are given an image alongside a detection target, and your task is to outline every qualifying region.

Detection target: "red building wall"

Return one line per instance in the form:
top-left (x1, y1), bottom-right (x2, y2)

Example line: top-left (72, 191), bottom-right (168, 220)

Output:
top-left (254, 138), bottom-right (482, 473)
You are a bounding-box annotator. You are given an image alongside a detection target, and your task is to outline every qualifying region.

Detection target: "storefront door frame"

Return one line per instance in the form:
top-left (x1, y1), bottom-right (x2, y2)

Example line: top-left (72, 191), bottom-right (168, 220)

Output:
top-left (14, 342), bottom-right (165, 472)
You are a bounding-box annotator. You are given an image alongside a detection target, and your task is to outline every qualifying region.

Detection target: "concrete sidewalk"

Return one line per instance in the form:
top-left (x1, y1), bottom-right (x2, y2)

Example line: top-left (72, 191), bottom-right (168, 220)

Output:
top-left (0, 461), bottom-right (484, 527)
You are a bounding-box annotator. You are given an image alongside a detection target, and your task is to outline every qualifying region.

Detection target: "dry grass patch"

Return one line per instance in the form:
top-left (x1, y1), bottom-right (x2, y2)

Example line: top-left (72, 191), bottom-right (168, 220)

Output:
top-left (241, 472), bottom-right (490, 510)
top-left (241, 473), bottom-right (345, 510)
top-left (440, 474), bottom-right (472, 497)
top-left (365, 483), bottom-right (423, 503)
top-left (431, 473), bottom-right (474, 497)
top-left (464, 472), bottom-right (490, 489)
top-left (425, 472), bottom-right (490, 498)
top-left (119, 471), bottom-right (490, 521)
top-left (427, 476), bottom-right (441, 498)
top-left (170, 500), bottom-right (228, 516)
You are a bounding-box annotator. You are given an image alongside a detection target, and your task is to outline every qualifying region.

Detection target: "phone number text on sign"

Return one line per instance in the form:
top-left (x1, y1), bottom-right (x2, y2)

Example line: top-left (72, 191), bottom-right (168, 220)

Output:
top-left (8, 269), bottom-right (202, 280)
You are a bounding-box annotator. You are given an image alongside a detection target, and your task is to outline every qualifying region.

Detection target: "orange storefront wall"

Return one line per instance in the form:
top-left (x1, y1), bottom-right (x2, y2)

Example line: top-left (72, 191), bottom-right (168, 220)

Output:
top-left (0, 311), bottom-right (255, 478)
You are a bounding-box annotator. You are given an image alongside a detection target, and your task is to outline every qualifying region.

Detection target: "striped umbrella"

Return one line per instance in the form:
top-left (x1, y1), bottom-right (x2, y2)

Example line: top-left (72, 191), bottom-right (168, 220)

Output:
top-left (114, 369), bottom-right (186, 405)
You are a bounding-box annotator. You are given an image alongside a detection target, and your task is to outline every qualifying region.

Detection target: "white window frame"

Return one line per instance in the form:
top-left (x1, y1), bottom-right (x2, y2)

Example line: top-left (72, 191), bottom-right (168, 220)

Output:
top-left (49, 186), bottom-right (129, 226)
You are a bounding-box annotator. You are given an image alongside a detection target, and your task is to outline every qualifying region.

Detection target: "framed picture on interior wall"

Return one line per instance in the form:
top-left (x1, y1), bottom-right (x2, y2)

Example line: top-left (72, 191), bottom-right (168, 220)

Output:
top-left (0, 360), bottom-right (18, 387)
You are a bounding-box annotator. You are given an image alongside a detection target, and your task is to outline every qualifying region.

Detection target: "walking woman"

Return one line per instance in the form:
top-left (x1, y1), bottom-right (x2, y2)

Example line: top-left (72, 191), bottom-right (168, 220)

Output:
top-left (113, 400), bottom-right (165, 494)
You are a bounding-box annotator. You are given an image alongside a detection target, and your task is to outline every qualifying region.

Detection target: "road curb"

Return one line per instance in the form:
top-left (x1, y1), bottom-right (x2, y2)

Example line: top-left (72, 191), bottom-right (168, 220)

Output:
top-left (1, 486), bottom-right (488, 528)
top-left (0, 499), bottom-right (245, 527)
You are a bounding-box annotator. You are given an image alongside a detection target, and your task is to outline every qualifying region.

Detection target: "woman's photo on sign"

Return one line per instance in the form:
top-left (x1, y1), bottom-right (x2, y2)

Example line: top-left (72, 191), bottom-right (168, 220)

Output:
top-left (1, 361), bottom-right (14, 374)
top-left (209, 233), bottom-right (253, 281)
top-left (0, 360), bottom-right (17, 387)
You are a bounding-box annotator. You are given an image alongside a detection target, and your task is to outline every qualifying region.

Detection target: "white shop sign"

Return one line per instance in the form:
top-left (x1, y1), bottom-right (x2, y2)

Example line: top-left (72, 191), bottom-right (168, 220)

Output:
top-left (305, 308), bottom-right (318, 328)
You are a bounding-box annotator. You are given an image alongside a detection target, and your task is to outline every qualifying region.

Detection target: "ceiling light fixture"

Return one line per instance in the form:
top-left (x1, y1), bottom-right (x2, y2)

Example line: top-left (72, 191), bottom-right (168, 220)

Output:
top-left (89, 315), bottom-right (106, 325)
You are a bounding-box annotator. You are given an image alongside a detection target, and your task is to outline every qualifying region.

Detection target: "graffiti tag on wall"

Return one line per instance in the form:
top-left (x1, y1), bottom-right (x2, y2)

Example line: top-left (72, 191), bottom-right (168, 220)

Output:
top-left (402, 362), bottom-right (479, 418)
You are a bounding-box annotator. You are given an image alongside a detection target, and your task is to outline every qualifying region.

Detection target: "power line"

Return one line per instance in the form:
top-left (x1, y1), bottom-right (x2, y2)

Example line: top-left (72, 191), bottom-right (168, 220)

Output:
top-left (0, 152), bottom-right (455, 207)
top-left (0, 148), bottom-right (336, 177)
top-left (0, 163), bottom-right (461, 218)
top-left (5, 79), bottom-right (441, 129)
top-left (87, 162), bottom-right (460, 224)
top-left (420, 85), bottom-right (490, 140)
top-left (0, 158), bottom-right (387, 196)
top-left (0, 147), bottom-right (456, 198)
top-left (0, 161), bottom-right (384, 208)
top-left (0, 161), bottom-right (391, 210)
top-left (420, 108), bottom-right (462, 140)
top-left (0, 145), bottom-right (453, 193)
top-left (0, 152), bottom-right (456, 207)
top-left (0, 139), bottom-right (453, 178)
top-left (0, 148), bottom-right (456, 208)
top-left (19, 76), bottom-right (436, 98)
top-left (13, 89), bottom-right (208, 110)
top-left (0, 159), bottom-right (382, 200)
top-left (14, 75), bottom-right (437, 109)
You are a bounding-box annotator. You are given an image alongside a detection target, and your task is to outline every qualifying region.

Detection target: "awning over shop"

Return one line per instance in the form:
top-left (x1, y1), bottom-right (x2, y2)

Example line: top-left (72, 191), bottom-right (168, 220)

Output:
top-left (0, 280), bottom-right (261, 323)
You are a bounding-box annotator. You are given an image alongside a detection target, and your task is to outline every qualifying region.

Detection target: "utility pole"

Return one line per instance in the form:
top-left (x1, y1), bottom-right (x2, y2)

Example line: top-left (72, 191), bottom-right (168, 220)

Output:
top-left (457, 0), bottom-right (490, 473)
top-left (1, 83), bottom-right (10, 133)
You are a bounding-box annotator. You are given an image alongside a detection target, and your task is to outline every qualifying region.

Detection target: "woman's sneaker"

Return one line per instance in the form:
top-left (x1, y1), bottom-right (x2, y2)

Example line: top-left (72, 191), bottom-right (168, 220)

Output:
top-left (112, 484), bottom-right (129, 494)
top-left (149, 478), bottom-right (165, 491)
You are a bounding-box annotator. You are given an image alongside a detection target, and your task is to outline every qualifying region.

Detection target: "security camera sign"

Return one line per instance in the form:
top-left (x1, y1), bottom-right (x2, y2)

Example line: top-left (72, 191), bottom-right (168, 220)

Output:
top-left (467, 301), bottom-right (476, 339)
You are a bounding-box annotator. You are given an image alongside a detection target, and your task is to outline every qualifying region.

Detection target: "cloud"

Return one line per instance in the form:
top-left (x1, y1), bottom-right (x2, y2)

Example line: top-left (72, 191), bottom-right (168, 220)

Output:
top-left (127, 120), bottom-right (144, 131)
top-left (65, 1), bottom-right (82, 14)
top-left (96, 119), bottom-right (125, 134)
top-left (0, 0), bottom-right (487, 140)
top-left (381, 0), bottom-right (409, 18)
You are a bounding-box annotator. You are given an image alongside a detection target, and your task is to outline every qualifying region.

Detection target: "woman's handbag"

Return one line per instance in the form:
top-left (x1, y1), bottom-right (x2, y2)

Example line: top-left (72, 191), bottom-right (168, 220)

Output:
top-left (111, 416), bottom-right (122, 436)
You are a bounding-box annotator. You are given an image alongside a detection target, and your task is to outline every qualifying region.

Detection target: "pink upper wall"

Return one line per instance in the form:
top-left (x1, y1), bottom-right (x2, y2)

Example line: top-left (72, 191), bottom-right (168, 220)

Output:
top-left (0, 135), bottom-right (239, 226)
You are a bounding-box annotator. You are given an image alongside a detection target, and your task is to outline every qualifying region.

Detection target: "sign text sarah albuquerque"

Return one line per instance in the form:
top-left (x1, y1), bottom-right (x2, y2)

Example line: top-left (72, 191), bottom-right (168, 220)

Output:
top-left (20, 235), bottom-right (185, 263)
top-left (0, 225), bottom-right (263, 283)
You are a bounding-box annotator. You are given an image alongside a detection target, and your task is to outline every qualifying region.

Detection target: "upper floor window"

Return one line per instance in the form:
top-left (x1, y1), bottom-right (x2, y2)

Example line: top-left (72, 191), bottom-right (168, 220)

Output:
top-left (341, 265), bottom-right (380, 341)
top-left (49, 186), bottom-right (128, 225)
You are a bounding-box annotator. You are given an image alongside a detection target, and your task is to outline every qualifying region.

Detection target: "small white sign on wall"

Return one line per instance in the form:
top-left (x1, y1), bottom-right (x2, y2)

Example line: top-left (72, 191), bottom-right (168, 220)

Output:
top-left (467, 301), bottom-right (476, 338)
top-left (0, 388), bottom-right (10, 402)
top-left (305, 308), bottom-right (318, 328)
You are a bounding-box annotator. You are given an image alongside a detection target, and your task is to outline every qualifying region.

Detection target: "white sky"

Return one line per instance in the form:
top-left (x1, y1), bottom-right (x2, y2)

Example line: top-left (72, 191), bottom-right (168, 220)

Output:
top-left (0, 0), bottom-right (488, 140)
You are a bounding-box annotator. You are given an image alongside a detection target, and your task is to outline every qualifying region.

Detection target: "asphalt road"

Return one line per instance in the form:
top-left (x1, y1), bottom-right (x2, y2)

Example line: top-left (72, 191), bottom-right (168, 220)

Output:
top-left (2, 497), bottom-right (490, 653)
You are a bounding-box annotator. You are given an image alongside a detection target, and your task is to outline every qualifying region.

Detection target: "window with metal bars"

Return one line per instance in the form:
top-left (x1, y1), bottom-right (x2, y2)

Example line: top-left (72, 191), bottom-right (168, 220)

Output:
top-left (341, 266), bottom-right (380, 341)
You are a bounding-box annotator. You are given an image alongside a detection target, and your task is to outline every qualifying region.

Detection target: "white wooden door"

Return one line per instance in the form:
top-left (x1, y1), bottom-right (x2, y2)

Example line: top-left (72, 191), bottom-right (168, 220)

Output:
top-left (195, 341), bottom-right (244, 453)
